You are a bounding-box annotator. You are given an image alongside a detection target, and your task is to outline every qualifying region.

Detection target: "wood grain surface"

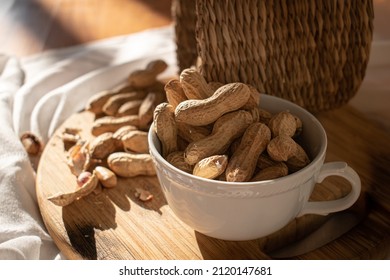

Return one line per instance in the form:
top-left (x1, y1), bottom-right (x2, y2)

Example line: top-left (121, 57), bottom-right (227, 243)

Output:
top-left (35, 104), bottom-right (390, 260)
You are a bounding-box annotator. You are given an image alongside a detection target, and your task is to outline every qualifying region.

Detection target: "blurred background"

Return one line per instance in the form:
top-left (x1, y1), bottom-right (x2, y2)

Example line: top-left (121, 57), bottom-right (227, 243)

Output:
top-left (0, 0), bottom-right (388, 131)
top-left (0, 0), bottom-right (173, 56)
top-left (0, 0), bottom-right (389, 56)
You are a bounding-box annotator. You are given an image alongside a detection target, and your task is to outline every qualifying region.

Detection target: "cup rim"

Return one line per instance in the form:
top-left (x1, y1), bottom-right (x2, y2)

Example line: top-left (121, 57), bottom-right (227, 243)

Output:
top-left (148, 94), bottom-right (327, 195)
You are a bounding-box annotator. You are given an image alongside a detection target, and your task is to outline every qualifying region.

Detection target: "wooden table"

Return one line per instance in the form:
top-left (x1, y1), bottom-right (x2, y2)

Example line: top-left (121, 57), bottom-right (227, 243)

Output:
top-left (1, 0), bottom-right (389, 259)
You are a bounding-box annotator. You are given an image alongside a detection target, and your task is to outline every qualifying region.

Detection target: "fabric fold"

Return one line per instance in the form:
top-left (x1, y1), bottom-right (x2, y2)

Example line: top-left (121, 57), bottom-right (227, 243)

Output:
top-left (0, 56), bottom-right (59, 260)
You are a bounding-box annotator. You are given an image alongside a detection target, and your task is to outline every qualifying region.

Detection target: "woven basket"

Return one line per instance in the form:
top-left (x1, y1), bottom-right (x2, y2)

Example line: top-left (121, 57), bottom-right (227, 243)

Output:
top-left (172, 0), bottom-right (198, 70)
top-left (173, 0), bottom-right (374, 112)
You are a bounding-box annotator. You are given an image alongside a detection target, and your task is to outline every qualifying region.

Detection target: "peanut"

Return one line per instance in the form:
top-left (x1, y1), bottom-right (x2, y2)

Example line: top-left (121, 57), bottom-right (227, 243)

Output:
top-left (61, 128), bottom-right (81, 150)
top-left (179, 68), bottom-right (213, 99)
top-left (166, 151), bottom-right (193, 173)
top-left (77, 171), bottom-right (92, 188)
top-left (184, 110), bottom-right (253, 165)
top-left (128, 59), bottom-right (168, 89)
top-left (176, 135), bottom-right (189, 151)
top-left (20, 131), bottom-right (44, 156)
top-left (175, 82), bottom-right (251, 126)
top-left (267, 135), bottom-right (310, 169)
top-left (111, 83), bottom-right (135, 94)
top-left (251, 162), bottom-right (289, 182)
top-left (176, 122), bottom-right (210, 143)
top-left (138, 92), bottom-right (158, 130)
top-left (258, 108), bottom-right (273, 125)
top-left (107, 152), bottom-right (156, 177)
top-left (146, 81), bottom-right (167, 97)
top-left (193, 155), bottom-right (228, 180)
top-left (241, 84), bottom-right (261, 110)
top-left (103, 91), bottom-right (147, 116)
top-left (256, 153), bottom-right (280, 169)
top-left (95, 166), bottom-right (117, 188)
top-left (85, 90), bottom-right (117, 115)
top-left (67, 140), bottom-right (89, 176)
top-left (228, 136), bottom-right (242, 156)
top-left (267, 135), bottom-right (295, 162)
top-left (112, 125), bottom-right (138, 141)
top-left (247, 107), bottom-right (260, 123)
top-left (117, 99), bottom-right (143, 116)
top-left (88, 132), bottom-right (121, 159)
top-left (285, 150), bottom-right (310, 173)
top-left (145, 59), bottom-right (168, 76)
top-left (48, 171), bottom-right (99, 206)
top-left (226, 122), bottom-right (271, 182)
top-left (121, 130), bottom-right (149, 154)
top-left (268, 111), bottom-right (300, 138)
top-left (153, 102), bottom-right (178, 158)
top-left (91, 115), bottom-right (140, 136)
top-left (293, 115), bottom-right (303, 137)
top-left (164, 79), bottom-right (187, 108)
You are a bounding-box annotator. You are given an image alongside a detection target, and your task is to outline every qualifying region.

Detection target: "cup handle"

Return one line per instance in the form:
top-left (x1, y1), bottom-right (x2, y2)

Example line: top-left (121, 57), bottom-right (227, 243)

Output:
top-left (297, 162), bottom-right (361, 217)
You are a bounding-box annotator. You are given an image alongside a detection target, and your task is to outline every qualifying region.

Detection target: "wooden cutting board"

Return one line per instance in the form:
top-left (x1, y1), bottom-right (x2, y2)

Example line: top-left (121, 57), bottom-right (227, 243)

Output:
top-left (36, 106), bottom-right (390, 260)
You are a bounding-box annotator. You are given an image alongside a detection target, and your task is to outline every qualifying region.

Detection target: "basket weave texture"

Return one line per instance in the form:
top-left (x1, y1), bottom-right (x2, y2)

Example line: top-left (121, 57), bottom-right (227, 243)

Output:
top-left (172, 0), bottom-right (198, 70)
top-left (173, 0), bottom-right (374, 112)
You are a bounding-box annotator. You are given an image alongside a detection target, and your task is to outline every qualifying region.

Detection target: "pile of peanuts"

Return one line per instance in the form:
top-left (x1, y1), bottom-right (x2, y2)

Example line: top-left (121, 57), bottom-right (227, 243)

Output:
top-left (153, 68), bottom-right (310, 182)
top-left (48, 60), bottom-right (168, 206)
top-left (48, 61), bottom-right (311, 207)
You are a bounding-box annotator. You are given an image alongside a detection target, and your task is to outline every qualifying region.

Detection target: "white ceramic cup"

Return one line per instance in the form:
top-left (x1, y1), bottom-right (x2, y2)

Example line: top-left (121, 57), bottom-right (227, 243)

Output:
top-left (148, 94), bottom-right (361, 241)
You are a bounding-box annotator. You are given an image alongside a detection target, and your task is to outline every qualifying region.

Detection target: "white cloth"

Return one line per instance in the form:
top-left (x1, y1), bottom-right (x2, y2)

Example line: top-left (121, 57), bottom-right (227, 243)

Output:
top-left (0, 25), bottom-right (177, 260)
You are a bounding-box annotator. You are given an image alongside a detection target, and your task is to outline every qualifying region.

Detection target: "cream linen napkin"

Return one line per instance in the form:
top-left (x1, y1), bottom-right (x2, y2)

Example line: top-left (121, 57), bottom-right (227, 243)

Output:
top-left (0, 25), bottom-right (177, 260)
top-left (0, 56), bottom-right (59, 260)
